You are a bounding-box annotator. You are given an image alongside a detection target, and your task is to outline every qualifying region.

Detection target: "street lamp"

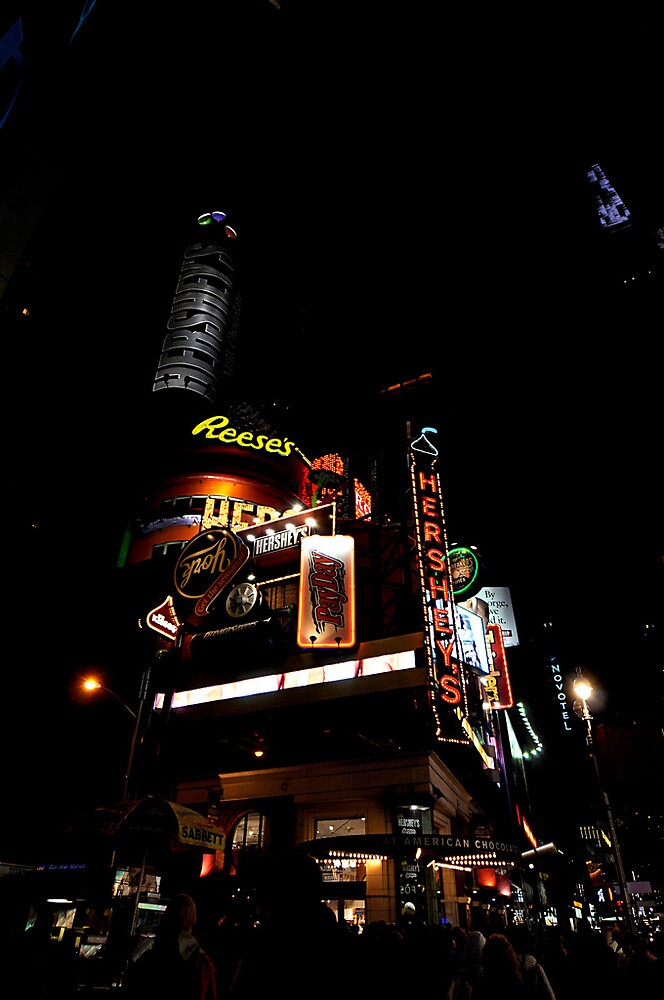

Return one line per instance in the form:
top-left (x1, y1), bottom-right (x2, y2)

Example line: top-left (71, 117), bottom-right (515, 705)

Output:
top-left (82, 669), bottom-right (151, 802)
top-left (572, 668), bottom-right (637, 937)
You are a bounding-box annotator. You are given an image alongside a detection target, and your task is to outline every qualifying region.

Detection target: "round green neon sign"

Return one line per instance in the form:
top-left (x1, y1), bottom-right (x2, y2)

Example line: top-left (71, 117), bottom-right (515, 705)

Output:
top-left (447, 546), bottom-right (481, 598)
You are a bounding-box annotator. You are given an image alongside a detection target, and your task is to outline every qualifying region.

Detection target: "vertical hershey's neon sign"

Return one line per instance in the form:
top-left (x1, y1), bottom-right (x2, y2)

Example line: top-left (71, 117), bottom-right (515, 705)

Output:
top-left (410, 426), bottom-right (467, 740)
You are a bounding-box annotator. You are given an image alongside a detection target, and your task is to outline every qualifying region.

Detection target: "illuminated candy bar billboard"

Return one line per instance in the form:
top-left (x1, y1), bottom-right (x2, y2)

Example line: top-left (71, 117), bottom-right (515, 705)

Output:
top-left (297, 534), bottom-right (356, 649)
top-left (482, 623), bottom-right (514, 710)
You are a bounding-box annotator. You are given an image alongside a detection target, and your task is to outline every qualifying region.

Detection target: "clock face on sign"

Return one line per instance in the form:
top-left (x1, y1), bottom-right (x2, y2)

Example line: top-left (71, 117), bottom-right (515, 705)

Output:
top-left (225, 582), bottom-right (259, 619)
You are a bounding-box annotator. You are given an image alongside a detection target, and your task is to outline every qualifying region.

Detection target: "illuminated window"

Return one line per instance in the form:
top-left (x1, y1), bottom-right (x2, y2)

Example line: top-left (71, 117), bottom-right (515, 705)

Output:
top-left (315, 817), bottom-right (366, 839)
top-left (231, 811), bottom-right (266, 853)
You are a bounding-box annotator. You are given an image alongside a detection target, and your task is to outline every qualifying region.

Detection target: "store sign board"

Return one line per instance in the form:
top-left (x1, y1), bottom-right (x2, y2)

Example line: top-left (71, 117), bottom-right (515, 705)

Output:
top-left (455, 604), bottom-right (491, 674)
top-left (297, 535), bottom-right (356, 649)
top-left (146, 596), bottom-right (181, 641)
top-left (475, 586), bottom-right (520, 648)
top-left (191, 414), bottom-right (299, 458)
top-left (482, 623), bottom-right (514, 709)
top-left (174, 528), bottom-right (249, 619)
top-left (409, 427), bottom-right (463, 712)
top-left (236, 504), bottom-right (335, 563)
top-left (447, 546), bottom-right (482, 598)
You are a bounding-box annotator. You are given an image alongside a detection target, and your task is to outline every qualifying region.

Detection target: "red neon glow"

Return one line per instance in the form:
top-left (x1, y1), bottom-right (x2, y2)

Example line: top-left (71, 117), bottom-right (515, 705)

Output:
top-left (411, 460), bottom-right (461, 705)
top-left (522, 817), bottom-right (538, 848)
top-left (483, 624), bottom-right (514, 709)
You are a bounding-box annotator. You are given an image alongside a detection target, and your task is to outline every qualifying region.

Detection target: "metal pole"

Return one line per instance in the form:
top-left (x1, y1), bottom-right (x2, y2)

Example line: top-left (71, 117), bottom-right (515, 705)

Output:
top-left (580, 704), bottom-right (637, 938)
top-left (121, 665), bottom-right (151, 802)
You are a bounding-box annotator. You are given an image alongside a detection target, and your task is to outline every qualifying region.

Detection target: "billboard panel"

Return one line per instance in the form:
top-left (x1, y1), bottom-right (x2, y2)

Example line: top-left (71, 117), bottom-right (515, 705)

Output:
top-left (297, 535), bottom-right (356, 648)
top-left (454, 605), bottom-right (491, 675)
top-left (475, 586), bottom-right (520, 647)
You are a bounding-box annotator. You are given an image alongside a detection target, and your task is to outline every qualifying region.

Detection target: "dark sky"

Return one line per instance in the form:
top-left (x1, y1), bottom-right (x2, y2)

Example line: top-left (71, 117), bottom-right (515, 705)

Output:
top-left (5, 0), bottom-right (662, 658)
top-left (2, 1), bottom-right (661, 859)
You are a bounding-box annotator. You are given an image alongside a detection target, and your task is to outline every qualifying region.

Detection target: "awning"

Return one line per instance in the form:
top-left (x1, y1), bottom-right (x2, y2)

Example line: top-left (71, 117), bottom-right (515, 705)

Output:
top-left (298, 832), bottom-right (521, 865)
top-left (66, 797), bottom-right (225, 853)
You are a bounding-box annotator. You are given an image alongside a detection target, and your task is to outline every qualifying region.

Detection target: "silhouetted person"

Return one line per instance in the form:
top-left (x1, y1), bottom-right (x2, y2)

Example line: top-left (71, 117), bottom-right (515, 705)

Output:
top-left (617, 934), bottom-right (663, 991)
top-left (449, 925), bottom-right (468, 982)
top-left (401, 920), bottom-right (455, 994)
top-left (509, 924), bottom-right (557, 998)
top-left (566, 925), bottom-right (622, 1000)
top-left (194, 893), bottom-right (248, 998)
top-left (451, 929), bottom-right (485, 999)
top-left (228, 851), bottom-right (350, 1000)
top-left (123, 892), bottom-right (218, 999)
top-left (354, 919), bottom-right (407, 993)
top-left (473, 932), bottom-right (527, 999)
top-left (539, 927), bottom-right (574, 999)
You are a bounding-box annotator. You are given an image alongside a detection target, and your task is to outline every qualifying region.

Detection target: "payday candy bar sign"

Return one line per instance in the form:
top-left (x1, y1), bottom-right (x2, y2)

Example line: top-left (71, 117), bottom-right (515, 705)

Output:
top-left (297, 535), bottom-right (356, 649)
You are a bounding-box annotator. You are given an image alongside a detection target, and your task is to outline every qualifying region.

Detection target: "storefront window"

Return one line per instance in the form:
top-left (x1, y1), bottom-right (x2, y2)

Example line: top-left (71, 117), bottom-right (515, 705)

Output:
top-left (231, 811), bottom-right (265, 852)
top-left (315, 817), bottom-right (366, 838)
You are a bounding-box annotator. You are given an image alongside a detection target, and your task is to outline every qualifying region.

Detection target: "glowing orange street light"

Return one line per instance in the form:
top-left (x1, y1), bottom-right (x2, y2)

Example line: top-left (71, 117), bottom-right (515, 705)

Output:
top-left (82, 677), bottom-right (137, 720)
top-left (82, 675), bottom-right (147, 802)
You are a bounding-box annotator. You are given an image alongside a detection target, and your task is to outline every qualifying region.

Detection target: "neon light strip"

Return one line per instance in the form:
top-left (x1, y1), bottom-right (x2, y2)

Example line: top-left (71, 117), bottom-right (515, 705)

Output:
top-left (154, 650), bottom-right (417, 709)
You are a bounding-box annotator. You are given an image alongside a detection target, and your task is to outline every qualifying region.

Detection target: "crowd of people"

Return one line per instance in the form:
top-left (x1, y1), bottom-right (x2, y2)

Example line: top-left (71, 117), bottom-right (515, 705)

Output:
top-left (2, 851), bottom-right (662, 998)
top-left (117, 854), bottom-right (663, 1000)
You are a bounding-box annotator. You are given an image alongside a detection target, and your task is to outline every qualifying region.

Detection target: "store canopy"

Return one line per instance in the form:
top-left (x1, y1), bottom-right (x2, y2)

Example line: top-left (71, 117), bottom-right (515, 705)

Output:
top-left (65, 797), bottom-right (224, 854)
top-left (298, 832), bottom-right (521, 866)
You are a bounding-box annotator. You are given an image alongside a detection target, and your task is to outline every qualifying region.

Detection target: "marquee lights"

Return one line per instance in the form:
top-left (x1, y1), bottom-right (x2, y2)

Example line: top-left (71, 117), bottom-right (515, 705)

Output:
top-left (429, 861), bottom-right (473, 872)
top-left (437, 854), bottom-right (517, 868)
top-left (328, 851), bottom-right (388, 861)
top-left (409, 425), bottom-right (468, 742)
top-left (517, 702), bottom-right (544, 758)
top-left (310, 453), bottom-right (372, 520)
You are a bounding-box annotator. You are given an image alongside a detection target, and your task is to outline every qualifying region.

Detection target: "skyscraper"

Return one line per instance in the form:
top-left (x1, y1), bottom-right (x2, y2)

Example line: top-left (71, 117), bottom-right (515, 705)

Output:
top-left (152, 209), bottom-right (241, 407)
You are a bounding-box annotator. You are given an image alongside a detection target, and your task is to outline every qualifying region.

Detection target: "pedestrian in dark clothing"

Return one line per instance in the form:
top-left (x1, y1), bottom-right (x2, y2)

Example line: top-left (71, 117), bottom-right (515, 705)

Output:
top-left (450, 929), bottom-right (485, 999)
top-left (539, 927), bottom-right (574, 999)
top-left (566, 926), bottom-right (621, 1000)
top-left (449, 925), bottom-right (468, 981)
top-left (123, 892), bottom-right (218, 999)
top-left (228, 851), bottom-right (351, 1000)
top-left (194, 894), bottom-right (247, 998)
top-left (618, 935), bottom-right (664, 991)
top-left (472, 932), bottom-right (528, 999)
top-left (509, 924), bottom-right (557, 999)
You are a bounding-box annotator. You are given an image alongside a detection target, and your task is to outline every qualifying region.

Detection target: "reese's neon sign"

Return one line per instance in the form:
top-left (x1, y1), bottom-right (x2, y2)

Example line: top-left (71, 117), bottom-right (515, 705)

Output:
top-left (192, 415), bottom-right (297, 457)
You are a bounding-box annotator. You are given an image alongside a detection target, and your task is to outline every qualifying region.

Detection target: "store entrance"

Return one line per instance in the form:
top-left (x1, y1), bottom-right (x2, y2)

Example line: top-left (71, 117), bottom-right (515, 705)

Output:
top-left (324, 897), bottom-right (366, 932)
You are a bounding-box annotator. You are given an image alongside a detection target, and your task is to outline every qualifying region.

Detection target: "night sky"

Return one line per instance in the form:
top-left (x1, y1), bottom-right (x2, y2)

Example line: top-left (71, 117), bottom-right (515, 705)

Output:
top-left (2, 1), bottom-right (661, 861)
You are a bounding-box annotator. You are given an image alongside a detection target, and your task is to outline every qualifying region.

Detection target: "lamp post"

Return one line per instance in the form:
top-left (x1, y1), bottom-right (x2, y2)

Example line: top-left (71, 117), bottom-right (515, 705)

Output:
top-left (83, 667), bottom-right (151, 802)
top-left (572, 669), bottom-right (637, 938)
